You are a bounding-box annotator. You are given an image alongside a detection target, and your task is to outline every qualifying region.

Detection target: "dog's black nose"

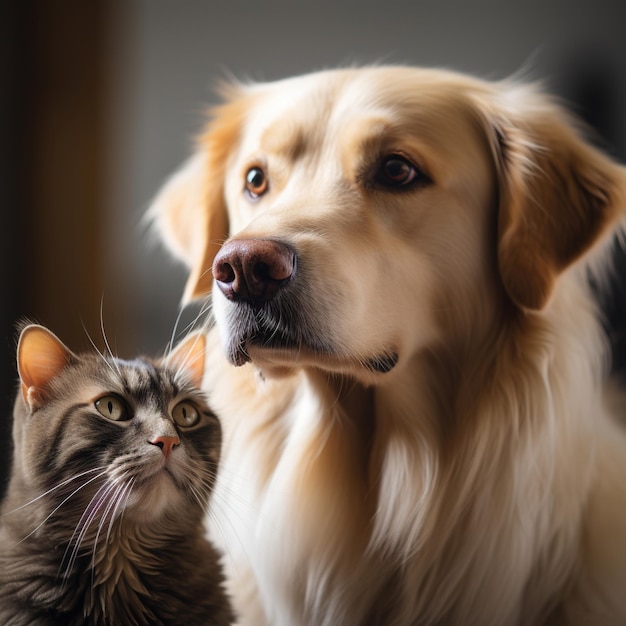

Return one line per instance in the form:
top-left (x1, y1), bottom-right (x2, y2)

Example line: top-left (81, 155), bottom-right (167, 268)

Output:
top-left (212, 239), bottom-right (295, 306)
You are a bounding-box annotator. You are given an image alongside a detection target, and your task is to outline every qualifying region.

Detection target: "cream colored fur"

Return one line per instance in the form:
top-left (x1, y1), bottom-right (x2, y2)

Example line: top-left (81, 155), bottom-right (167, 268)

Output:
top-left (151, 66), bottom-right (626, 625)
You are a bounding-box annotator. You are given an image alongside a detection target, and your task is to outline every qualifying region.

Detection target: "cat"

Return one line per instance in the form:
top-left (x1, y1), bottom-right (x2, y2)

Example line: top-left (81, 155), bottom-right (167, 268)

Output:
top-left (0, 323), bottom-right (234, 626)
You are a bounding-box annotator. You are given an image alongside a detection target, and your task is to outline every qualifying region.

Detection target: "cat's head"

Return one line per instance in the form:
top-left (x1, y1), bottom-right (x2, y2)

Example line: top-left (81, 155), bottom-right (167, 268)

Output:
top-left (14, 324), bottom-right (220, 526)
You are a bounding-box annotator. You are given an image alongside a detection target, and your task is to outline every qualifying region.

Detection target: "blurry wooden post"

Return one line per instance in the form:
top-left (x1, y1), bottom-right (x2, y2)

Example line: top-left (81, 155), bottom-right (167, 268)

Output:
top-left (0, 0), bottom-right (108, 494)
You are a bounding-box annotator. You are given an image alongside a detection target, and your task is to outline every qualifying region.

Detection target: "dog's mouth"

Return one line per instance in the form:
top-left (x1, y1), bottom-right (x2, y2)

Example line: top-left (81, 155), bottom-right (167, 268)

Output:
top-left (222, 300), bottom-right (322, 365)
top-left (234, 337), bottom-right (398, 374)
top-left (222, 303), bottom-right (398, 375)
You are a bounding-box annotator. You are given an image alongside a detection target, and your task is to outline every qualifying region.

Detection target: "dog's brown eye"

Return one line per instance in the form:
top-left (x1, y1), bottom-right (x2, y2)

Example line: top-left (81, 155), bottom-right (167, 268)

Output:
top-left (245, 166), bottom-right (268, 199)
top-left (378, 155), bottom-right (421, 187)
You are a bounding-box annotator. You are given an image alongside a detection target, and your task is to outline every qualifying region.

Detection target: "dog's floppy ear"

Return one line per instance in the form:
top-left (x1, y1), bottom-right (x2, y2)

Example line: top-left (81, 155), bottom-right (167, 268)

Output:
top-left (149, 92), bottom-right (249, 303)
top-left (478, 85), bottom-right (626, 310)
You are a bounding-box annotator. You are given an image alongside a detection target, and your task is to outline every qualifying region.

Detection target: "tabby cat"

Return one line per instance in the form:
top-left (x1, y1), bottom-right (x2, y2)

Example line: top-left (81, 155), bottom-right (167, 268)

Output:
top-left (0, 324), bottom-right (234, 625)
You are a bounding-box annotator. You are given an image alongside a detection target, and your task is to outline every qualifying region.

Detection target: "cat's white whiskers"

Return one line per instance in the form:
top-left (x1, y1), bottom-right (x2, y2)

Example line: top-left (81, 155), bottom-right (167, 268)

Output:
top-left (108, 455), bottom-right (148, 482)
top-left (80, 315), bottom-right (120, 380)
top-left (62, 480), bottom-right (110, 555)
top-left (92, 480), bottom-right (127, 558)
top-left (186, 460), bottom-right (258, 553)
top-left (206, 464), bottom-right (258, 514)
top-left (181, 459), bottom-right (251, 565)
top-left (105, 476), bottom-right (134, 546)
top-left (167, 299), bottom-right (211, 364)
top-left (204, 489), bottom-right (254, 570)
top-left (1, 466), bottom-right (107, 518)
top-left (90, 479), bottom-right (131, 595)
top-left (204, 505), bottom-right (239, 566)
top-left (116, 476), bottom-right (136, 529)
top-left (185, 477), bottom-right (209, 509)
top-left (173, 331), bottom-right (207, 382)
top-left (83, 328), bottom-right (120, 380)
top-left (60, 480), bottom-right (119, 586)
top-left (185, 298), bottom-right (213, 334)
top-left (188, 299), bottom-right (213, 333)
top-left (198, 462), bottom-right (261, 565)
top-left (197, 295), bottom-right (214, 322)
top-left (14, 470), bottom-right (109, 546)
top-left (167, 306), bottom-right (188, 358)
top-left (99, 296), bottom-right (122, 379)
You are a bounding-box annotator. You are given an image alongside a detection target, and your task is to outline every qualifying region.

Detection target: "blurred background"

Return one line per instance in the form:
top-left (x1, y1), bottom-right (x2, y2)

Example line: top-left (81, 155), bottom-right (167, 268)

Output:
top-left (1, 0), bottom-right (625, 489)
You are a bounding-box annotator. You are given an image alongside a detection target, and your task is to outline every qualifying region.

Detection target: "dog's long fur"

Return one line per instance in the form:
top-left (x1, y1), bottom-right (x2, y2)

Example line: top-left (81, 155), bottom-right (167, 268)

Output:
top-left (151, 67), bottom-right (626, 625)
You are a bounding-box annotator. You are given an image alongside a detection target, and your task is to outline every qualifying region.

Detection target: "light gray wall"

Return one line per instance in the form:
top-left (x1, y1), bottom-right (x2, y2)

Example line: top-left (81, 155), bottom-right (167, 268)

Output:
top-left (104, 0), bottom-right (626, 354)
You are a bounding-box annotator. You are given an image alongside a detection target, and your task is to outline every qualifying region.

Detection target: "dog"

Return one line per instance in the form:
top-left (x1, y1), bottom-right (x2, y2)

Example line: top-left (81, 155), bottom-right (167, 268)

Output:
top-left (151, 66), bottom-right (626, 625)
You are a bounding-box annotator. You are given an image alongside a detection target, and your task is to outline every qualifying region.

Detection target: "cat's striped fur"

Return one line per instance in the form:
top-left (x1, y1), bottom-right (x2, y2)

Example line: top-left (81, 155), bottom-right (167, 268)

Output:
top-left (0, 325), bottom-right (233, 626)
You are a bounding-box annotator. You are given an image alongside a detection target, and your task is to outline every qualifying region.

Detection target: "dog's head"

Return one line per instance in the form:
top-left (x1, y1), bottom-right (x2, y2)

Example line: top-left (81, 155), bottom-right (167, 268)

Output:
top-left (151, 67), bottom-right (626, 381)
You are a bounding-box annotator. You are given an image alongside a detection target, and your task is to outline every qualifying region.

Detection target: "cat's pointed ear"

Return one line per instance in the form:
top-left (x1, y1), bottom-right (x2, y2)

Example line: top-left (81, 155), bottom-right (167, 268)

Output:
top-left (166, 333), bottom-right (207, 388)
top-left (17, 325), bottom-right (72, 411)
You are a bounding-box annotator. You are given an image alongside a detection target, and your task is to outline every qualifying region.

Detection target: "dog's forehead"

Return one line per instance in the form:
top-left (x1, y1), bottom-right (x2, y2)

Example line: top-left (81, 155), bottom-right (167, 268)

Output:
top-left (240, 68), bottom-right (487, 158)
top-left (238, 71), bottom-right (346, 155)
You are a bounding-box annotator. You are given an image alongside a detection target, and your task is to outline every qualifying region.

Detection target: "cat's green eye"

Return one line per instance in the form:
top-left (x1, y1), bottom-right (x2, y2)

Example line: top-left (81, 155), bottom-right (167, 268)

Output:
top-left (95, 395), bottom-right (131, 422)
top-left (172, 401), bottom-right (200, 428)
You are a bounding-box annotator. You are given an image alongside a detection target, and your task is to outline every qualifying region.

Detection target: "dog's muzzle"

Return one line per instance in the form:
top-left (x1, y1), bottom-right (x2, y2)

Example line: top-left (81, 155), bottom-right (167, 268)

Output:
top-left (212, 238), bottom-right (398, 374)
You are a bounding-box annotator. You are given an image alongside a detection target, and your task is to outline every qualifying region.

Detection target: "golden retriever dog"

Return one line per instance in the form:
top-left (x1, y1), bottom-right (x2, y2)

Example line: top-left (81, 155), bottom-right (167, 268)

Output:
top-left (150, 66), bottom-right (626, 625)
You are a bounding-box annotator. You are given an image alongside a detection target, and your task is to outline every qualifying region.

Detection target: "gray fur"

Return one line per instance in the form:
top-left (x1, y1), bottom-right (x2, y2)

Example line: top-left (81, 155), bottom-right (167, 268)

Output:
top-left (0, 332), bottom-right (234, 625)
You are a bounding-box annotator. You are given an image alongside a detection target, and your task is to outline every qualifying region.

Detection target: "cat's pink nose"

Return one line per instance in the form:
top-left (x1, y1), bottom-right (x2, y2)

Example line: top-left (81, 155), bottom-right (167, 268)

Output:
top-left (149, 435), bottom-right (180, 459)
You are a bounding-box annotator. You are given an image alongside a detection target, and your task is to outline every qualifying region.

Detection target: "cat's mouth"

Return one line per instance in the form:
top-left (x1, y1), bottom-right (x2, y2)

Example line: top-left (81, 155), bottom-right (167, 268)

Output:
top-left (130, 462), bottom-right (182, 497)
top-left (139, 465), bottom-right (178, 486)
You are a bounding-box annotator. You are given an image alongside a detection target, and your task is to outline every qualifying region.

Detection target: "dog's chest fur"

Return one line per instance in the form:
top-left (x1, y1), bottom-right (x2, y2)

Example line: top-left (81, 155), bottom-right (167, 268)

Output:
top-left (206, 300), bottom-right (600, 626)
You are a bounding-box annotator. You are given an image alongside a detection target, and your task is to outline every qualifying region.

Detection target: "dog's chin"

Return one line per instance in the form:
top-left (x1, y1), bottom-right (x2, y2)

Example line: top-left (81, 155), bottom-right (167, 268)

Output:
top-left (217, 298), bottom-right (399, 379)
top-left (227, 335), bottom-right (399, 380)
